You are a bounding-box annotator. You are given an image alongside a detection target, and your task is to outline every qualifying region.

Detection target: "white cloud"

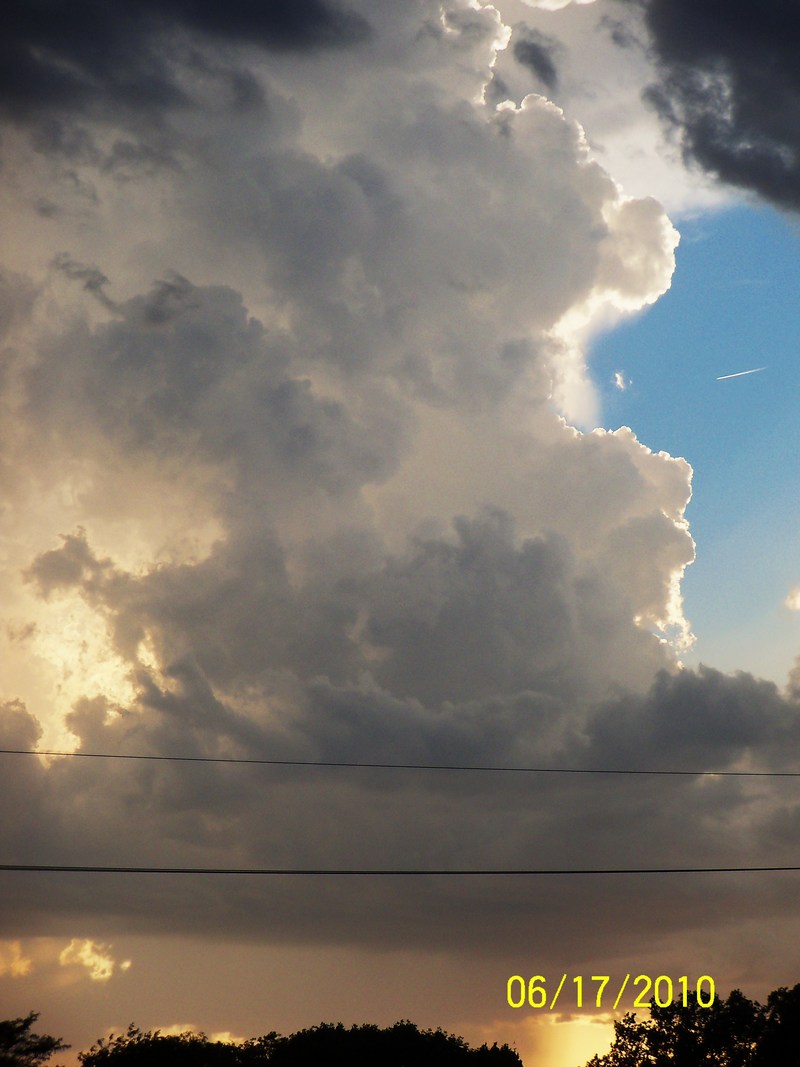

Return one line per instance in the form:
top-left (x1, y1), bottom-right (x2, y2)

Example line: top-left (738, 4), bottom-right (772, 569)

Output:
top-left (518, 0), bottom-right (597, 10)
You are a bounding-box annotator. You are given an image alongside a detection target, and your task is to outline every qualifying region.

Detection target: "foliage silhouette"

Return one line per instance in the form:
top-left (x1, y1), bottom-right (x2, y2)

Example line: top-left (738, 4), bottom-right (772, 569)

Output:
top-left (586, 983), bottom-right (800, 1067)
top-left (0, 1013), bottom-right (69, 1067)
top-left (76, 1021), bottom-right (521, 1067)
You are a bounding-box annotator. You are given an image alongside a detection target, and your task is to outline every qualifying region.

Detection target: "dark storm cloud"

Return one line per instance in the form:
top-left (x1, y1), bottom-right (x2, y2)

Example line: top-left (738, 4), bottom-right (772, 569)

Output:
top-left (20, 503), bottom-right (663, 705)
top-left (3, 659), bottom-right (800, 958)
top-left (13, 486), bottom-right (795, 958)
top-left (0, 0), bottom-right (370, 125)
top-left (359, 510), bottom-right (664, 707)
top-left (617, 0), bottom-right (800, 210)
top-left (23, 276), bottom-right (404, 494)
top-left (512, 29), bottom-right (561, 90)
top-left (162, 0), bottom-right (371, 50)
top-left (585, 665), bottom-right (800, 772)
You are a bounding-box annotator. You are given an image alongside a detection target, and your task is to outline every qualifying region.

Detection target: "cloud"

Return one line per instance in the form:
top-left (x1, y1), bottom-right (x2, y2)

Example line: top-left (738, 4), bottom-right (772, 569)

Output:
top-left (519, 0), bottom-right (597, 10)
top-left (0, 270), bottom-right (39, 343)
top-left (59, 939), bottom-right (126, 982)
top-left (22, 276), bottom-right (403, 503)
top-left (51, 254), bottom-right (120, 313)
top-left (512, 29), bottom-right (562, 90)
top-left (488, 2), bottom-right (728, 215)
top-left (1, 0), bottom-right (795, 1012)
top-left (1, 0), bottom-right (370, 126)
top-left (0, 939), bottom-right (33, 977)
top-left (616, 0), bottom-right (800, 210)
top-left (3, 660), bottom-right (800, 977)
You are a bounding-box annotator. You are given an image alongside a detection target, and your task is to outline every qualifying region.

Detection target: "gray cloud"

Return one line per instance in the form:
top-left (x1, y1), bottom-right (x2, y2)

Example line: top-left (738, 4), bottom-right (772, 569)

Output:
top-left (513, 28), bottom-right (562, 90)
top-left (586, 666), bottom-right (800, 773)
top-left (51, 253), bottom-right (119, 313)
top-left (615, 0), bottom-right (800, 210)
top-left (359, 510), bottom-right (667, 707)
top-left (0, 0), bottom-right (369, 201)
top-left (3, 658), bottom-right (800, 965)
top-left (20, 496), bottom-right (670, 706)
top-left (23, 275), bottom-right (405, 498)
top-left (0, 270), bottom-right (38, 344)
top-left (1, 0), bottom-right (370, 125)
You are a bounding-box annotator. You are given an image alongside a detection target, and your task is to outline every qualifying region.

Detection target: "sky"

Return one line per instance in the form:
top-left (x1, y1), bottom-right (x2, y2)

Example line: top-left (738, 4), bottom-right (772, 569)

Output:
top-left (2, 1), bottom-right (800, 1065)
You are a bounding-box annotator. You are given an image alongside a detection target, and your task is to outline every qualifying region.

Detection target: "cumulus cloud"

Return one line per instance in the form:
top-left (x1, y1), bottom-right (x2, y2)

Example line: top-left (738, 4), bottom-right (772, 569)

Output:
top-left (0, 0), bottom-right (796, 1019)
top-left (59, 939), bottom-right (128, 982)
top-left (615, 0), bottom-right (800, 211)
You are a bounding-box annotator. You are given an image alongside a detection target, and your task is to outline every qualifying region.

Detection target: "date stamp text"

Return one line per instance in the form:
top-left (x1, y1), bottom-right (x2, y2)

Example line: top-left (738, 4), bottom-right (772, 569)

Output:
top-left (506, 974), bottom-right (716, 1011)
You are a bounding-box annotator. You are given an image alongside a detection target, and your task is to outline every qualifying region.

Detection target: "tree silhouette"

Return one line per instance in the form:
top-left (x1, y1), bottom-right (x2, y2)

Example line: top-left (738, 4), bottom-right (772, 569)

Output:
top-left (754, 984), bottom-right (800, 1066)
top-left (75, 1021), bottom-right (521, 1067)
top-left (265, 1021), bottom-right (521, 1066)
top-left (77, 1025), bottom-right (266, 1067)
top-left (0, 1013), bottom-right (69, 1067)
top-left (586, 984), bottom-right (800, 1067)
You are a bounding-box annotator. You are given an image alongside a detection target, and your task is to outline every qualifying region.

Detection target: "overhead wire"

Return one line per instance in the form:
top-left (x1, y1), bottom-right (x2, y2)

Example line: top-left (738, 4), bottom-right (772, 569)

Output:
top-left (3, 750), bottom-right (797, 877)
top-left (1, 748), bottom-right (798, 777)
top-left (1, 864), bottom-right (799, 875)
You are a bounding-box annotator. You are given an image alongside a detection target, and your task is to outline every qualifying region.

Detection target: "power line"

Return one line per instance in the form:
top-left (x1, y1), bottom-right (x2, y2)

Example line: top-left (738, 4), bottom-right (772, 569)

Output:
top-left (1, 864), bottom-right (799, 875)
top-left (1, 748), bottom-right (798, 778)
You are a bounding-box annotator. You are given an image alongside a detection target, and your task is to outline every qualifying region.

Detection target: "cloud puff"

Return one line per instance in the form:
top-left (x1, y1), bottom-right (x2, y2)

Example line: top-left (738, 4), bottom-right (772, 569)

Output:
top-left (59, 939), bottom-right (128, 981)
top-left (617, 0), bottom-right (800, 211)
top-left (512, 29), bottom-right (562, 90)
top-left (0, 939), bottom-right (33, 977)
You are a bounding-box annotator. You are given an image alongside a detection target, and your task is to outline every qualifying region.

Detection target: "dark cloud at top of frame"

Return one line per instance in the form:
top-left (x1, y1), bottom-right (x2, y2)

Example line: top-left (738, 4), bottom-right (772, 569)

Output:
top-left (615, 0), bottom-right (800, 211)
top-left (0, 0), bottom-right (371, 125)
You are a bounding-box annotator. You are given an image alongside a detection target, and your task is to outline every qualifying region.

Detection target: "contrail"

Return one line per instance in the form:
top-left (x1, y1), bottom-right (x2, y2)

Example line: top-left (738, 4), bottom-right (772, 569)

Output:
top-left (716, 366), bottom-right (767, 381)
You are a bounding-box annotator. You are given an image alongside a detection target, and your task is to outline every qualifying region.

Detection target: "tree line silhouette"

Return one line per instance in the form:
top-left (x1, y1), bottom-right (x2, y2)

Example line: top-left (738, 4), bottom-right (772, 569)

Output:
top-left (4, 984), bottom-right (800, 1066)
top-left (0, 1017), bottom-right (521, 1067)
